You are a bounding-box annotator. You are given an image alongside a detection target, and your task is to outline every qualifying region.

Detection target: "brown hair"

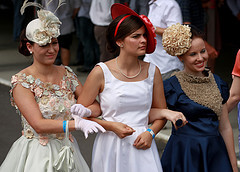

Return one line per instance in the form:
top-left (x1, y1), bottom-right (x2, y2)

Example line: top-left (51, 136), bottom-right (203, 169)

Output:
top-left (18, 29), bottom-right (34, 56)
top-left (106, 14), bottom-right (144, 54)
top-left (189, 24), bottom-right (206, 40)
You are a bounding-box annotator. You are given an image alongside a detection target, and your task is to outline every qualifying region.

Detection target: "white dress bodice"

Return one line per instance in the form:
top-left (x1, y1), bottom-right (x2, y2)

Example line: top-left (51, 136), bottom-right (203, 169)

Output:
top-left (91, 62), bottom-right (162, 172)
top-left (99, 62), bottom-right (155, 128)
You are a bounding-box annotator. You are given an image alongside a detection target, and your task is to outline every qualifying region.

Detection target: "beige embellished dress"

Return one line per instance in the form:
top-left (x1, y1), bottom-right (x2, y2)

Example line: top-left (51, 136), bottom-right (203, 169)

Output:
top-left (161, 71), bottom-right (233, 172)
top-left (0, 66), bottom-right (90, 172)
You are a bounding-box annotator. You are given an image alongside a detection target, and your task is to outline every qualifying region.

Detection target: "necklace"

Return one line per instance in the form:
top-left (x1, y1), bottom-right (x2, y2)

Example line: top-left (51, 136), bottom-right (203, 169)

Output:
top-left (116, 57), bottom-right (142, 79)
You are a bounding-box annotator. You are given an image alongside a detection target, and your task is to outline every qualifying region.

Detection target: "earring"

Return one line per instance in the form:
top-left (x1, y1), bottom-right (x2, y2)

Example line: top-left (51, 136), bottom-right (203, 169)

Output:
top-left (120, 44), bottom-right (123, 48)
top-left (30, 51), bottom-right (32, 54)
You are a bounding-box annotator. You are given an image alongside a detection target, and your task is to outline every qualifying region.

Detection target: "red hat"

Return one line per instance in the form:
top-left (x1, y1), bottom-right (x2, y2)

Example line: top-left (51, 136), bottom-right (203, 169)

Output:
top-left (111, 3), bottom-right (156, 54)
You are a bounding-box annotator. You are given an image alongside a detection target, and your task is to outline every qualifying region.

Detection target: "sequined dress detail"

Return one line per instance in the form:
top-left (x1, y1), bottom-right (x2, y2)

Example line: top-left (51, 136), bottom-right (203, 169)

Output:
top-left (0, 66), bottom-right (90, 172)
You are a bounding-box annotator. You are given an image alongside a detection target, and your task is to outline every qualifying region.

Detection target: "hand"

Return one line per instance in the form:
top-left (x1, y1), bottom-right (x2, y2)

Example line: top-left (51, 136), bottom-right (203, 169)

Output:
top-left (72, 114), bottom-right (106, 138)
top-left (133, 131), bottom-right (153, 150)
top-left (163, 109), bottom-right (188, 129)
top-left (71, 104), bottom-right (92, 118)
top-left (110, 122), bottom-right (135, 139)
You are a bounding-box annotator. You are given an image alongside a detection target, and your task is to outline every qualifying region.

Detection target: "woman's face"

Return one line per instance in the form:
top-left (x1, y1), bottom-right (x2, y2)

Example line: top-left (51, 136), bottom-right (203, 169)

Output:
top-left (28, 38), bottom-right (59, 65)
top-left (119, 26), bottom-right (147, 56)
top-left (179, 37), bottom-right (209, 76)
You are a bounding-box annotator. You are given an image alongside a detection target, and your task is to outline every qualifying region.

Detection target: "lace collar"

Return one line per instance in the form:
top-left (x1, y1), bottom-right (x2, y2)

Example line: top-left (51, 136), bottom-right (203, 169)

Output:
top-left (175, 70), bottom-right (223, 119)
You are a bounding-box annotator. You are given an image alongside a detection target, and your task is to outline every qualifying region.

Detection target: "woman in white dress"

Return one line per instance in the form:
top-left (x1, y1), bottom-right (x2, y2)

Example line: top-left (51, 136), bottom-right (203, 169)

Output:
top-left (0, 8), bottom-right (105, 172)
top-left (71, 3), bottom-right (187, 172)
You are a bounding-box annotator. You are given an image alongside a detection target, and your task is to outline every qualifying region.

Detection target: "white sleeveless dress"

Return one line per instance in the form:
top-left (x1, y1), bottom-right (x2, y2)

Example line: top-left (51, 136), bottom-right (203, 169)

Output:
top-left (91, 62), bottom-right (162, 172)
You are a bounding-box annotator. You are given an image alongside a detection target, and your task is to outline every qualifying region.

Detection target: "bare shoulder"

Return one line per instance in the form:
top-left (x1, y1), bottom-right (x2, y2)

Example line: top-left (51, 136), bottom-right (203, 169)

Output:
top-left (104, 59), bottom-right (116, 68)
top-left (18, 66), bottom-right (32, 75)
top-left (87, 64), bottom-right (104, 80)
top-left (141, 60), bottom-right (150, 69)
top-left (143, 62), bottom-right (161, 75)
top-left (56, 65), bottom-right (67, 74)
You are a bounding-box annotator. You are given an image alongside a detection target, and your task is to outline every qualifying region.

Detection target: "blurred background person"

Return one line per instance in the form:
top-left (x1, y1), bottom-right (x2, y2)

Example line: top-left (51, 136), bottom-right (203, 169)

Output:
top-left (202, 0), bottom-right (223, 73)
top-left (129, 0), bottom-right (151, 16)
top-left (144, 0), bottom-right (184, 80)
top-left (226, 0), bottom-right (240, 21)
top-left (42, 0), bottom-right (80, 66)
top-left (176, 0), bottom-right (219, 73)
top-left (227, 49), bottom-right (240, 112)
top-left (12, 0), bottom-right (25, 41)
top-left (89, 0), bottom-right (117, 62)
top-left (75, 0), bottom-right (100, 73)
top-left (11, 0), bottom-right (35, 41)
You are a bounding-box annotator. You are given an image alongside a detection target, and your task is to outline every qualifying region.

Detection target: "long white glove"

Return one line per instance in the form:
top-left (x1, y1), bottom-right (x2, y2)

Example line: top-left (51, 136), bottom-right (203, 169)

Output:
top-left (71, 114), bottom-right (106, 138)
top-left (71, 104), bottom-right (92, 118)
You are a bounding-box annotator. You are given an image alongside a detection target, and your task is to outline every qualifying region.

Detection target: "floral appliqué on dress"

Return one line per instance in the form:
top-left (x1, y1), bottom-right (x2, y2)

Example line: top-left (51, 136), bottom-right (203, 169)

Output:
top-left (10, 66), bottom-right (79, 145)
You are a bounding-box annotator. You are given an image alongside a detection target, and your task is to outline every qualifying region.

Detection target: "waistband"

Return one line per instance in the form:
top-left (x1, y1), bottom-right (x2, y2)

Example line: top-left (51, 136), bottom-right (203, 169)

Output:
top-left (22, 129), bottom-right (73, 146)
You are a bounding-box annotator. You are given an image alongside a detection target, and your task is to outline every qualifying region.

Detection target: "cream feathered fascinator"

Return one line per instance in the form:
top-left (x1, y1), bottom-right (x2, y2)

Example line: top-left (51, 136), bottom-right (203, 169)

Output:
top-left (162, 23), bottom-right (192, 56)
top-left (20, 0), bottom-right (66, 46)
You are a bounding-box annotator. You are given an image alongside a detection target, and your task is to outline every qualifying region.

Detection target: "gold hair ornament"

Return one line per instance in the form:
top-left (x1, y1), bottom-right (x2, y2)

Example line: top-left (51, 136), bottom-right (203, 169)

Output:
top-left (162, 23), bottom-right (192, 56)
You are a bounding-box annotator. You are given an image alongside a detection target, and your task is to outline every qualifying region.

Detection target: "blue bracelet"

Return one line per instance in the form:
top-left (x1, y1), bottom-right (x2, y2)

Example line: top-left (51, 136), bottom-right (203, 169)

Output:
top-left (63, 120), bottom-right (67, 133)
top-left (147, 128), bottom-right (155, 139)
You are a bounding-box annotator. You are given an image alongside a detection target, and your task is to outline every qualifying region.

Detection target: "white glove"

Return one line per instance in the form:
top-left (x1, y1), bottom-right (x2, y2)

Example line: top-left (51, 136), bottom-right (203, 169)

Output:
top-left (72, 114), bottom-right (106, 138)
top-left (71, 104), bottom-right (92, 118)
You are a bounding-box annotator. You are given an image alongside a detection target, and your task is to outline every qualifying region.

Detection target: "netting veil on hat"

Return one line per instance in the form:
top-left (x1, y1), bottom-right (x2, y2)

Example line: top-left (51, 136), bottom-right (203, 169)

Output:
top-left (162, 23), bottom-right (192, 56)
top-left (20, 0), bottom-right (65, 46)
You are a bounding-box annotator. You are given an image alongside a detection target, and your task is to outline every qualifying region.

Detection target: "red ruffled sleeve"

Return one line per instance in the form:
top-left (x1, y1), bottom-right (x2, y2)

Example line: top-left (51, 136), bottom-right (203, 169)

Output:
top-left (232, 49), bottom-right (240, 77)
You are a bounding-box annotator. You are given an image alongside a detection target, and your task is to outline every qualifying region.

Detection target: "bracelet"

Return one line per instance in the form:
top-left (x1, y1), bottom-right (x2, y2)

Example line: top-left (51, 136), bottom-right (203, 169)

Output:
top-left (63, 120), bottom-right (67, 133)
top-left (146, 128), bottom-right (155, 139)
top-left (154, 25), bottom-right (157, 32)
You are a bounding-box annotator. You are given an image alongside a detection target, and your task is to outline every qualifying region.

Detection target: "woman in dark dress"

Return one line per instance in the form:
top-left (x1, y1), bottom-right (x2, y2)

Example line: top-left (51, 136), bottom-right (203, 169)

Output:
top-left (160, 23), bottom-right (238, 171)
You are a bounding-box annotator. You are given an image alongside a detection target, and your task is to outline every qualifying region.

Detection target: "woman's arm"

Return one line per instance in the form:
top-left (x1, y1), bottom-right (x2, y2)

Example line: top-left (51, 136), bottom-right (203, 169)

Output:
top-left (74, 77), bottom-right (102, 117)
top-left (149, 108), bottom-right (187, 129)
top-left (227, 76), bottom-right (240, 112)
top-left (134, 67), bottom-right (167, 149)
top-left (155, 27), bottom-right (165, 36)
top-left (148, 67), bottom-right (168, 132)
top-left (89, 118), bottom-right (135, 138)
top-left (76, 66), bottom-right (104, 117)
top-left (219, 104), bottom-right (238, 171)
top-left (13, 84), bottom-right (76, 133)
top-left (77, 65), bottom-right (135, 136)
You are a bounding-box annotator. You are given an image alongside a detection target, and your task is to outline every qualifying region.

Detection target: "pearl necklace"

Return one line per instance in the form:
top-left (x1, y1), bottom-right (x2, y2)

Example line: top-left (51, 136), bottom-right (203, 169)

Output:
top-left (116, 57), bottom-right (142, 79)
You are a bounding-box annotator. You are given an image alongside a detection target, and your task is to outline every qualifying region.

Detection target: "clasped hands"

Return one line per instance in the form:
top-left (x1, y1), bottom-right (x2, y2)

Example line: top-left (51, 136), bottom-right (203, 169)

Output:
top-left (71, 104), bottom-right (106, 138)
top-left (110, 122), bottom-right (153, 150)
top-left (71, 104), bottom-right (154, 149)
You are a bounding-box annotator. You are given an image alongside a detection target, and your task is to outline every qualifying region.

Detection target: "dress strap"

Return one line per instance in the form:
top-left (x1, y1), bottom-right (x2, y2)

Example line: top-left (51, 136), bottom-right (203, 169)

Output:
top-left (148, 62), bottom-right (156, 83)
top-left (96, 62), bottom-right (113, 84)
